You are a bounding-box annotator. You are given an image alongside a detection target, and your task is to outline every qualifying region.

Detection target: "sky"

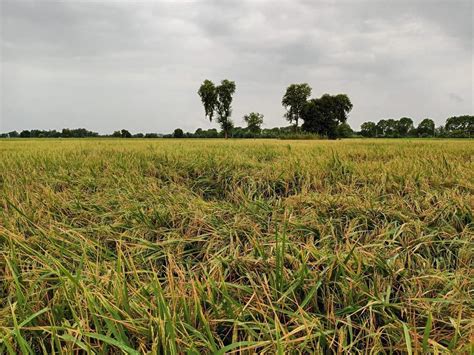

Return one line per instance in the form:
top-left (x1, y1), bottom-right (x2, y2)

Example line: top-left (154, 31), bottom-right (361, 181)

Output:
top-left (1, 0), bottom-right (472, 134)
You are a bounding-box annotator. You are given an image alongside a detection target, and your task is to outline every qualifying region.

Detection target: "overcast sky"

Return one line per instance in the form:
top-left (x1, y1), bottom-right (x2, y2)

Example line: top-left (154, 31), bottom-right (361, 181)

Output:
top-left (1, 0), bottom-right (472, 134)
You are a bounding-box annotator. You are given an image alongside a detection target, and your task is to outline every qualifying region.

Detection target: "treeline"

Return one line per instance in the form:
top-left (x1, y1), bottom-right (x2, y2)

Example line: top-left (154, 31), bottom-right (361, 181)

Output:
top-left (166, 126), bottom-right (332, 139)
top-left (360, 115), bottom-right (473, 138)
top-left (0, 128), bottom-right (164, 139)
top-left (0, 127), bottom-right (319, 139)
top-left (0, 128), bottom-right (100, 138)
top-left (3, 116), bottom-right (472, 140)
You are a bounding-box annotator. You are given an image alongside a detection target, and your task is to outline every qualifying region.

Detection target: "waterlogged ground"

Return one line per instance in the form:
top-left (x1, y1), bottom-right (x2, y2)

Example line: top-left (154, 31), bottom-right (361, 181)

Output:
top-left (1, 139), bottom-right (473, 353)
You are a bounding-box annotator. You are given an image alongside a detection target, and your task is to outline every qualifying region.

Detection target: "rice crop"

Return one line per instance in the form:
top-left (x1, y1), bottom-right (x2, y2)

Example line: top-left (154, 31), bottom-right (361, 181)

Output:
top-left (1, 138), bottom-right (473, 353)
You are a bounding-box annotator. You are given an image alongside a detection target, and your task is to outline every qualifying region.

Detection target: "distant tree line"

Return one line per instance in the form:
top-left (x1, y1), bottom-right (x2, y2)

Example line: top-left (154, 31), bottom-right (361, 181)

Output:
top-left (360, 115), bottom-right (473, 138)
top-left (0, 126), bottom-right (332, 139)
top-left (2, 79), bottom-right (472, 139)
top-left (0, 128), bottom-right (165, 139)
top-left (164, 125), bottom-right (328, 139)
top-left (4, 116), bottom-right (472, 140)
top-left (0, 128), bottom-right (100, 138)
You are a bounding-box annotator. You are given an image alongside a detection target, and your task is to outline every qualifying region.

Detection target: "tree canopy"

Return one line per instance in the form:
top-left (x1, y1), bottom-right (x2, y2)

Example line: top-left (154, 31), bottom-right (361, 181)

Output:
top-left (417, 118), bottom-right (435, 137)
top-left (244, 112), bottom-right (264, 133)
top-left (445, 115), bottom-right (473, 137)
top-left (360, 122), bottom-right (377, 137)
top-left (397, 117), bottom-right (414, 136)
top-left (301, 94), bottom-right (353, 139)
top-left (359, 116), bottom-right (474, 138)
top-left (282, 83), bottom-right (312, 129)
top-left (197, 80), bottom-right (217, 122)
top-left (198, 79), bottom-right (236, 138)
top-left (173, 128), bottom-right (184, 138)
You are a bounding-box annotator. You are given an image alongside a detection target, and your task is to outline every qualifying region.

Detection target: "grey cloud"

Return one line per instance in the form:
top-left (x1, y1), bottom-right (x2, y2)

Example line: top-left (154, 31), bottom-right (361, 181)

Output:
top-left (449, 93), bottom-right (464, 103)
top-left (1, 0), bottom-right (472, 133)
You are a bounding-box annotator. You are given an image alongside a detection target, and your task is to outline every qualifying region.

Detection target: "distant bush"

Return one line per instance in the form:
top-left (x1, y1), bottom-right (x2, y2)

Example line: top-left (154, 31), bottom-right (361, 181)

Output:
top-left (279, 132), bottom-right (321, 140)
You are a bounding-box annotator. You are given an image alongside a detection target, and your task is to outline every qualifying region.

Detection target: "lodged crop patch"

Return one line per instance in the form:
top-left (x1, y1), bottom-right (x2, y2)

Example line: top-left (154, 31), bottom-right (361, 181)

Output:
top-left (1, 138), bottom-right (473, 353)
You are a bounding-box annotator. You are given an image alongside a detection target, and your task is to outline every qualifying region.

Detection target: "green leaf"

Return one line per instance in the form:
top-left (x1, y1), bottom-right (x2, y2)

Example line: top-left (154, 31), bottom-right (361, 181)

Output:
top-left (215, 341), bottom-right (266, 355)
top-left (402, 323), bottom-right (412, 355)
top-left (422, 313), bottom-right (432, 353)
top-left (84, 333), bottom-right (139, 355)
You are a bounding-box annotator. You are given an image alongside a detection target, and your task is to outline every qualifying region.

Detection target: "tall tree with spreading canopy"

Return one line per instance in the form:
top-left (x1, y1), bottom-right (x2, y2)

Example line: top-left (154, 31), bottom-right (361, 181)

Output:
top-left (243, 112), bottom-right (264, 133)
top-left (301, 93), bottom-right (353, 139)
top-left (282, 83), bottom-right (312, 130)
top-left (198, 79), bottom-right (236, 138)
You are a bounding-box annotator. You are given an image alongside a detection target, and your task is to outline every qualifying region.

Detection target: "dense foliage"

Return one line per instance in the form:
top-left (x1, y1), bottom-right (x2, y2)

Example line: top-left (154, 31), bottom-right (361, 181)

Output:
top-left (198, 79), bottom-right (236, 138)
top-left (445, 115), bottom-right (474, 137)
top-left (282, 83), bottom-right (312, 128)
top-left (2, 114), bottom-right (472, 140)
top-left (1, 139), bottom-right (472, 353)
top-left (301, 94), bottom-right (353, 139)
top-left (0, 128), bottom-right (100, 138)
top-left (243, 112), bottom-right (264, 133)
top-left (360, 115), bottom-right (473, 138)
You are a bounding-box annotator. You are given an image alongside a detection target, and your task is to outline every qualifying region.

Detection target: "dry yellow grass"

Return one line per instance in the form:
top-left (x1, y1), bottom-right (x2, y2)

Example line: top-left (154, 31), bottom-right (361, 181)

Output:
top-left (1, 138), bottom-right (473, 353)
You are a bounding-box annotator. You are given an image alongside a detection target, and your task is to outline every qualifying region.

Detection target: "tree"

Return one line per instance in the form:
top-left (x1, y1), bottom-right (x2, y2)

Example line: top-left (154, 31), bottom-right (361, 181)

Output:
top-left (198, 79), bottom-right (236, 138)
top-left (232, 126), bottom-right (250, 138)
top-left (215, 80), bottom-right (236, 138)
top-left (417, 118), bottom-right (435, 137)
top-left (243, 112), bottom-right (264, 133)
top-left (20, 130), bottom-right (31, 138)
top-left (397, 117), bottom-right (414, 137)
top-left (197, 80), bottom-right (217, 122)
top-left (445, 115), bottom-right (474, 137)
top-left (121, 129), bottom-right (132, 138)
top-left (173, 128), bottom-right (184, 138)
top-left (435, 125), bottom-right (446, 137)
top-left (374, 119), bottom-right (397, 137)
top-left (282, 83), bottom-right (312, 129)
top-left (220, 118), bottom-right (234, 139)
top-left (205, 128), bottom-right (219, 138)
top-left (360, 122), bottom-right (377, 137)
top-left (376, 119), bottom-right (388, 137)
top-left (193, 128), bottom-right (219, 138)
top-left (62, 128), bottom-right (71, 138)
top-left (301, 93), bottom-right (353, 139)
top-left (385, 119), bottom-right (398, 137)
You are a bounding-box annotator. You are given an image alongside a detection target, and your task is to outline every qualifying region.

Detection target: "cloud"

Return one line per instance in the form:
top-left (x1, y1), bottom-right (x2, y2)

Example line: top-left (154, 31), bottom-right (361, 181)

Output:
top-left (449, 93), bottom-right (464, 103)
top-left (1, 0), bottom-right (472, 133)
